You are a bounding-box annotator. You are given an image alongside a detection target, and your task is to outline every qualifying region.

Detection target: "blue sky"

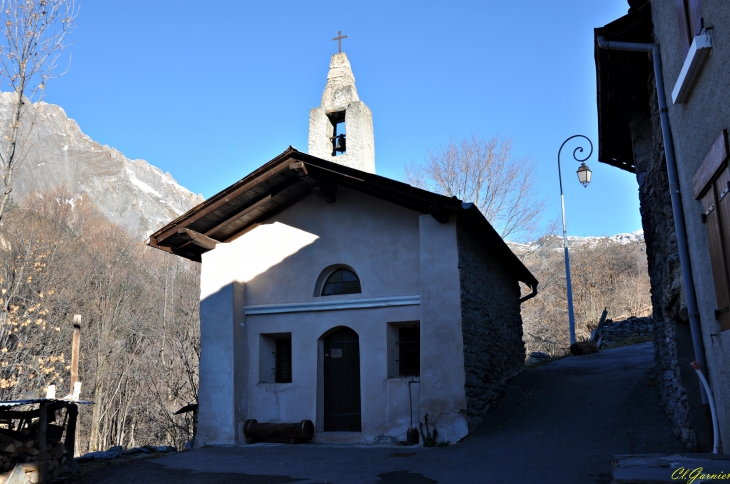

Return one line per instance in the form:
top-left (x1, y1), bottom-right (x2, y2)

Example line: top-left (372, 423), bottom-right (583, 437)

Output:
top-left (38, 0), bottom-right (640, 239)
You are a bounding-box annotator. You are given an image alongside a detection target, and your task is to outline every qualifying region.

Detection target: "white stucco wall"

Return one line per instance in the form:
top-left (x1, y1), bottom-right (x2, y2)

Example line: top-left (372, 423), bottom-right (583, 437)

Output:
top-left (197, 187), bottom-right (474, 445)
top-left (198, 259), bottom-right (245, 446)
top-left (418, 215), bottom-right (468, 443)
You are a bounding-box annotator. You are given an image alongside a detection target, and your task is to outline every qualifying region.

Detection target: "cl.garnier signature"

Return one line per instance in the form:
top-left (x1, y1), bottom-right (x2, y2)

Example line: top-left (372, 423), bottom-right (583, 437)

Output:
top-left (672, 467), bottom-right (730, 483)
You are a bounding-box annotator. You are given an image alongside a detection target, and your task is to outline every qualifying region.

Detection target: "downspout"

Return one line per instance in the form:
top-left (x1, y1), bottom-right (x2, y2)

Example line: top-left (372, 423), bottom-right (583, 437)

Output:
top-left (597, 37), bottom-right (715, 448)
top-left (692, 362), bottom-right (721, 453)
top-left (520, 284), bottom-right (538, 304)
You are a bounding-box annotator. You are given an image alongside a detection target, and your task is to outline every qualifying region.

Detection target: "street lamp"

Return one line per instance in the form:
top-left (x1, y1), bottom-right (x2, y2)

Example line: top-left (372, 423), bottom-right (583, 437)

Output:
top-left (577, 163), bottom-right (592, 187)
top-left (558, 135), bottom-right (593, 345)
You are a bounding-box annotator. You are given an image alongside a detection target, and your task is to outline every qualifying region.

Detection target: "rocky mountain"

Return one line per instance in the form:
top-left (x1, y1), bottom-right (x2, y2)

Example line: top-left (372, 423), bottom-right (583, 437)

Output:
top-left (1, 92), bottom-right (204, 240)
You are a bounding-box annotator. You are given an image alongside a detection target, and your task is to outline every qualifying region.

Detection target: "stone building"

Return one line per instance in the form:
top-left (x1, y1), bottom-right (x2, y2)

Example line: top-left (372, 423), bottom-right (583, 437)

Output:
top-left (149, 51), bottom-right (537, 445)
top-left (595, 0), bottom-right (730, 451)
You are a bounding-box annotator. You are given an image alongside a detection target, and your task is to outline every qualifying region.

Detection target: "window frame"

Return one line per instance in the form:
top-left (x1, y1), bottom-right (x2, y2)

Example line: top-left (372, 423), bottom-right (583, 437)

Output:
top-left (320, 268), bottom-right (362, 297)
top-left (386, 322), bottom-right (420, 378)
top-left (259, 333), bottom-right (293, 383)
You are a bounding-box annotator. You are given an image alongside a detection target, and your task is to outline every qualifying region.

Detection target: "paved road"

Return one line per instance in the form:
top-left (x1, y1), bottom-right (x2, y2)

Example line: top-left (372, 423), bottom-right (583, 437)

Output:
top-left (77, 342), bottom-right (686, 484)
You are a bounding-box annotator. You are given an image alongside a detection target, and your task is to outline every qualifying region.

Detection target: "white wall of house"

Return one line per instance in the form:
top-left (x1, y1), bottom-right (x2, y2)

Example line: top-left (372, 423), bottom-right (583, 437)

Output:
top-left (197, 186), bottom-right (469, 445)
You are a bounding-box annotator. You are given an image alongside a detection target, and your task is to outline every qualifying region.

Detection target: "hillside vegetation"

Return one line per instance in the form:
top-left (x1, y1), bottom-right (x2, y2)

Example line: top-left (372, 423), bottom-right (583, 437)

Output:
top-left (0, 190), bottom-right (199, 453)
top-left (514, 234), bottom-right (652, 356)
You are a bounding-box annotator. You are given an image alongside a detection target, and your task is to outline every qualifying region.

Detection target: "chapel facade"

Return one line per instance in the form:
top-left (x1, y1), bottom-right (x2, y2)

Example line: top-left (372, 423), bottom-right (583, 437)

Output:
top-left (149, 50), bottom-right (536, 445)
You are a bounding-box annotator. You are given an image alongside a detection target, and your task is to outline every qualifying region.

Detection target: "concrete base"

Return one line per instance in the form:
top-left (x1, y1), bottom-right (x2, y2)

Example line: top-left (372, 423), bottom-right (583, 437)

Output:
top-left (312, 432), bottom-right (366, 444)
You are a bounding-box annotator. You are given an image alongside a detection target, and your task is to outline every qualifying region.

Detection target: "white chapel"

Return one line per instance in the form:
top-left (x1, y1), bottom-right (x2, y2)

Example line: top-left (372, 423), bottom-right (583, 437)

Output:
top-left (150, 48), bottom-right (537, 445)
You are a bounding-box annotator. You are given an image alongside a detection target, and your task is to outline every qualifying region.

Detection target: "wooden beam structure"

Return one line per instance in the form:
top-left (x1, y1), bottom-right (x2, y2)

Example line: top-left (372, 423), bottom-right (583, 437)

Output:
top-left (177, 228), bottom-right (219, 251)
top-left (204, 195), bottom-right (272, 237)
top-left (38, 402), bottom-right (48, 484)
top-left (290, 161), bottom-right (337, 203)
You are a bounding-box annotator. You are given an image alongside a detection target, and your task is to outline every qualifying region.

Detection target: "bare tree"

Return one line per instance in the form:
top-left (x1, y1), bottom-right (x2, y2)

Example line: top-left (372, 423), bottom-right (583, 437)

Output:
top-left (0, 189), bottom-right (200, 453)
top-left (404, 134), bottom-right (546, 241)
top-left (0, 0), bottom-right (77, 222)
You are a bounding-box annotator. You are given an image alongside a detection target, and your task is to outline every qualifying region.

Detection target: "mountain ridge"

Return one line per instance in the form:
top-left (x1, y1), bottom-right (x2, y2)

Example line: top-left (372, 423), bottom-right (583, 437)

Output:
top-left (507, 230), bottom-right (644, 253)
top-left (2, 92), bottom-right (204, 240)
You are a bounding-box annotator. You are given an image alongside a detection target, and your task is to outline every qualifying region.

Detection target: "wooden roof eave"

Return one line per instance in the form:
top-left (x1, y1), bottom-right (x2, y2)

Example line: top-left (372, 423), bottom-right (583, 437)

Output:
top-left (148, 148), bottom-right (538, 289)
top-left (594, 2), bottom-right (653, 173)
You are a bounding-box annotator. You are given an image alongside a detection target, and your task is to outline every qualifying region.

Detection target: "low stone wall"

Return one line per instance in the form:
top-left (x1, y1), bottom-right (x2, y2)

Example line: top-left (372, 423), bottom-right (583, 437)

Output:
top-left (596, 317), bottom-right (655, 348)
top-left (456, 222), bottom-right (525, 431)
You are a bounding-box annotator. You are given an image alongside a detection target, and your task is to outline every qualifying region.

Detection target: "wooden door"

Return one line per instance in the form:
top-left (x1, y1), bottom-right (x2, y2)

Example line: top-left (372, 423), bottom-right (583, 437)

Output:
top-left (323, 327), bottom-right (361, 431)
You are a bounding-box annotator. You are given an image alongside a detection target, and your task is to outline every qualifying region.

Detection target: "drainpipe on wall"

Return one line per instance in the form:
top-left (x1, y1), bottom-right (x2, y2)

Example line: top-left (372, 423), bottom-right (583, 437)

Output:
top-left (597, 37), bottom-right (714, 447)
top-left (519, 285), bottom-right (538, 304)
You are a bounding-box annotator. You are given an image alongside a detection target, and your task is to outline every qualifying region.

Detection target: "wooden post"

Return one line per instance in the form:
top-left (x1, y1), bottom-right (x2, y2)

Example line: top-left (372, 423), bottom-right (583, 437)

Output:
top-left (591, 308), bottom-right (609, 343)
top-left (71, 315), bottom-right (81, 393)
top-left (38, 401), bottom-right (48, 484)
top-left (192, 407), bottom-right (198, 447)
top-left (64, 404), bottom-right (78, 459)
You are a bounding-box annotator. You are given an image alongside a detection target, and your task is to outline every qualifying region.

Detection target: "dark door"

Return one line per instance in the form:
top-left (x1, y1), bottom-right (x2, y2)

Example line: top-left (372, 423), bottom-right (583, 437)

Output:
top-left (323, 327), bottom-right (361, 431)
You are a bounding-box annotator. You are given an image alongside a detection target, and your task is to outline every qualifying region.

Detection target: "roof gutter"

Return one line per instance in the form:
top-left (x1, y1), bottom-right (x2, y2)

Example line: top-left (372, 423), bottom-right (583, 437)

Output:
top-left (597, 36), bottom-right (714, 436)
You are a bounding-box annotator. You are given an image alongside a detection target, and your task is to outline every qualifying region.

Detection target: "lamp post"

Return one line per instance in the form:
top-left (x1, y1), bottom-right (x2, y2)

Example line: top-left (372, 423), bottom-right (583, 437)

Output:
top-left (558, 135), bottom-right (593, 345)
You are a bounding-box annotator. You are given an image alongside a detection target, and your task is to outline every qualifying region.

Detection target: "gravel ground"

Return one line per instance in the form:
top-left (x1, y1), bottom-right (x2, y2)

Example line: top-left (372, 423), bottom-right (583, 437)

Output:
top-left (73, 342), bottom-right (686, 484)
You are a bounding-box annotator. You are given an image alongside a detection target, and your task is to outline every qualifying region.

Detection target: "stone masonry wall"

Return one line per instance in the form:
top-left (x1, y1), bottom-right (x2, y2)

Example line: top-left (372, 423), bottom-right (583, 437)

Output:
top-left (596, 317), bottom-right (655, 348)
top-left (630, 71), bottom-right (699, 448)
top-left (456, 222), bottom-right (525, 430)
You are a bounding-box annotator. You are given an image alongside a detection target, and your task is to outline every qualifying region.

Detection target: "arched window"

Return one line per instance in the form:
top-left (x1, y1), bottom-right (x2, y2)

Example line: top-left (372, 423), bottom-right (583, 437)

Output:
top-left (321, 268), bottom-right (361, 296)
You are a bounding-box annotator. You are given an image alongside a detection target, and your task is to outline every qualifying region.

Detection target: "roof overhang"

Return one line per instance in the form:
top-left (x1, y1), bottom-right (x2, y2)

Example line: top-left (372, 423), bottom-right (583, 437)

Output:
top-left (148, 147), bottom-right (538, 290)
top-left (594, 2), bottom-right (653, 173)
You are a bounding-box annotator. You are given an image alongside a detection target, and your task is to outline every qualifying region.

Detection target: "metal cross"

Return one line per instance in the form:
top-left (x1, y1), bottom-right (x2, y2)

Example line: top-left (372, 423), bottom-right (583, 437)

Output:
top-left (332, 30), bottom-right (347, 53)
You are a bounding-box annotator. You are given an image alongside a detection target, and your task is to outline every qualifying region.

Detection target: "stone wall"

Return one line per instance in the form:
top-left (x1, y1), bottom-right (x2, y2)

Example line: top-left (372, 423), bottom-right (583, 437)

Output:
top-left (630, 70), bottom-right (704, 449)
top-left (456, 222), bottom-right (525, 430)
top-left (596, 317), bottom-right (655, 348)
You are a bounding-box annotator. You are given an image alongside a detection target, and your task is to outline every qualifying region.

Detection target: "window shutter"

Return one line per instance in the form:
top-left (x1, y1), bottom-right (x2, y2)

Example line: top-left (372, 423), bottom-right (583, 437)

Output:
top-left (700, 166), bottom-right (730, 331)
top-left (713, 166), bottom-right (730, 330)
top-left (696, 132), bottom-right (730, 331)
top-left (677, 0), bottom-right (704, 58)
top-left (676, 0), bottom-right (692, 57)
top-left (688, 0), bottom-right (703, 37)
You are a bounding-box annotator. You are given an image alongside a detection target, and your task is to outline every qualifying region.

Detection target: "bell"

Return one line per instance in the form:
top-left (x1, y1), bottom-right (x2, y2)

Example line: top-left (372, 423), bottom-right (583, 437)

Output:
top-left (335, 135), bottom-right (346, 153)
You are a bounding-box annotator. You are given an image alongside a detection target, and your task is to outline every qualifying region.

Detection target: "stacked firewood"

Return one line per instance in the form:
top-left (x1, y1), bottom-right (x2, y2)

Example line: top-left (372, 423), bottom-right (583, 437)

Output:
top-left (0, 428), bottom-right (72, 483)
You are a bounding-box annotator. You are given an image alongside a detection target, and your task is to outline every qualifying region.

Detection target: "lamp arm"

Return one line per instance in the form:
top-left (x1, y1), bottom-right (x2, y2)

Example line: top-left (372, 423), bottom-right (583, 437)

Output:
top-left (557, 135), bottom-right (594, 195)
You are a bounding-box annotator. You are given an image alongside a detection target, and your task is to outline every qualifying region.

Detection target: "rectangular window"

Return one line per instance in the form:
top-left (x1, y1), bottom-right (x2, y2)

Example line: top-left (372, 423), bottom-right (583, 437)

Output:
top-left (398, 327), bottom-right (420, 377)
top-left (275, 338), bottom-right (292, 383)
top-left (387, 322), bottom-right (420, 378)
top-left (259, 333), bottom-right (292, 383)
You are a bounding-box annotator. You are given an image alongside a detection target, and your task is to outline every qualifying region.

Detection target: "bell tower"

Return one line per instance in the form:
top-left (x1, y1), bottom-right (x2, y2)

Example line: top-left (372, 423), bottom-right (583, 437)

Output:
top-left (308, 41), bottom-right (375, 173)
